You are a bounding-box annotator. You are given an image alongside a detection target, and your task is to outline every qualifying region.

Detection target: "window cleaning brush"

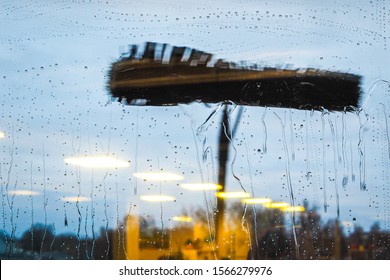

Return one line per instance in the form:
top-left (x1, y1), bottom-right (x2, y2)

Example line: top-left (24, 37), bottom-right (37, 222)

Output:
top-left (109, 42), bottom-right (361, 111)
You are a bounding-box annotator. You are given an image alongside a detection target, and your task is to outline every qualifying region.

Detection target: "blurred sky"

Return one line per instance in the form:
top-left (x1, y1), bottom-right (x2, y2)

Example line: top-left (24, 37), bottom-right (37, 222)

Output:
top-left (1, 0), bottom-right (390, 237)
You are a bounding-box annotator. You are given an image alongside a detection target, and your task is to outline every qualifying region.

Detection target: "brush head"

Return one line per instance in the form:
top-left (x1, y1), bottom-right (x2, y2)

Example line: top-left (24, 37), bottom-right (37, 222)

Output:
top-left (109, 42), bottom-right (361, 111)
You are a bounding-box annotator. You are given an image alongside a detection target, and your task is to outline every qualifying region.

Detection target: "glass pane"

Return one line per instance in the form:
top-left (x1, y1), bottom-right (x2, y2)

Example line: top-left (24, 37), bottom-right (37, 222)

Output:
top-left (1, 0), bottom-right (389, 260)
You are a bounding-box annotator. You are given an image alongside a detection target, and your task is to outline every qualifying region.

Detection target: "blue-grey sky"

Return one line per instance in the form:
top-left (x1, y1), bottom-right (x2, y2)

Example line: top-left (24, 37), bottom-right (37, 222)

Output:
top-left (1, 0), bottom-right (390, 238)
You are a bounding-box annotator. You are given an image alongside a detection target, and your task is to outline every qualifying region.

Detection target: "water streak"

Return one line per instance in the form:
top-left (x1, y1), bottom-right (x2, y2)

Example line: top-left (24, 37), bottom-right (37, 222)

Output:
top-left (274, 112), bottom-right (299, 258)
top-left (350, 141), bottom-right (356, 182)
top-left (244, 141), bottom-right (258, 251)
top-left (222, 121), bottom-right (246, 193)
top-left (116, 183), bottom-right (121, 260)
top-left (0, 164), bottom-right (7, 256)
top-left (157, 159), bottom-right (165, 252)
top-left (76, 166), bottom-right (82, 259)
top-left (39, 144), bottom-right (48, 260)
top-left (334, 119), bottom-right (342, 164)
top-left (1, 127), bottom-right (15, 256)
top-left (188, 116), bottom-right (217, 257)
top-left (358, 110), bottom-right (369, 191)
top-left (341, 112), bottom-right (349, 189)
top-left (84, 206), bottom-right (89, 259)
top-left (362, 79), bottom-right (390, 108)
top-left (103, 172), bottom-right (110, 259)
top-left (381, 103), bottom-right (390, 160)
top-left (289, 109), bottom-right (295, 161)
top-left (49, 224), bottom-right (56, 260)
top-left (196, 103), bottom-right (224, 136)
top-left (321, 112), bottom-right (328, 212)
top-left (90, 169), bottom-right (96, 258)
top-left (30, 161), bottom-right (34, 253)
top-left (5, 182), bottom-right (16, 256)
top-left (305, 111), bottom-right (311, 179)
top-left (261, 108), bottom-right (267, 154)
top-left (328, 118), bottom-right (340, 219)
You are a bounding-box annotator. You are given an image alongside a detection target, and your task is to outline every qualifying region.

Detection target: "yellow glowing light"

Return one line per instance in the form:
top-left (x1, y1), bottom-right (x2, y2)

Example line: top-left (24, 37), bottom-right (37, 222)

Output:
top-left (282, 206), bottom-right (305, 212)
top-left (0, 132), bottom-right (5, 138)
top-left (133, 172), bottom-right (184, 181)
top-left (215, 191), bottom-right (251, 199)
top-left (263, 202), bottom-right (290, 209)
top-left (180, 183), bottom-right (222, 191)
top-left (140, 195), bottom-right (176, 202)
top-left (172, 216), bottom-right (193, 222)
top-left (64, 156), bottom-right (130, 168)
top-left (62, 196), bottom-right (91, 203)
top-left (8, 190), bottom-right (40, 196)
top-left (242, 197), bottom-right (272, 204)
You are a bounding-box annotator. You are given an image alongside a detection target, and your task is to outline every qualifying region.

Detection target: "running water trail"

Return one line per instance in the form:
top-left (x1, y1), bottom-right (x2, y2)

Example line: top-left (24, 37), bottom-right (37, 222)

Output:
top-left (304, 111), bottom-right (320, 207)
top-left (70, 127), bottom-right (82, 258)
top-left (342, 112), bottom-right (349, 189)
top-left (223, 106), bottom-right (247, 193)
top-left (380, 103), bottom-right (390, 160)
top-left (289, 109), bottom-right (295, 161)
top-left (358, 109), bottom-right (369, 191)
top-left (157, 159), bottom-right (165, 252)
top-left (261, 108), bottom-right (267, 154)
top-left (123, 203), bottom-right (134, 260)
top-left (1, 127), bottom-right (15, 256)
top-left (196, 103), bottom-right (224, 136)
top-left (5, 181), bottom-right (16, 256)
top-left (274, 112), bottom-right (299, 259)
top-left (103, 171), bottom-right (110, 259)
top-left (0, 164), bottom-right (7, 256)
top-left (328, 118), bottom-right (340, 219)
top-left (76, 165), bottom-right (82, 259)
top-left (90, 169), bottom-right (96, 258)
top-left (350, 141), bottom-right (356, 182)
top-left (86, 112), bottom-right (94, 259)
top-left (84, 206), bottom-right (90, 259)
top-left (335, 118), bottom-right (342, 164)
top-left (244, 141), bottom-right (258, 253)
top-left (321, 111), bottom-right (328, 213)
top-left (39, 144), bottom-right (48, 260)
top-left (115, 183), bottom-right (121, 260)
top-left (30, 161), bottom-right (34, 253)
top-left (185, 113), bottom-right (217, 259)
top-left (49, 224), bottom-right (56, 260)
top-left (193, 103), bottom-right (237, 259)
top-left (362, 79), bottom-right (390, 108)
top-left (305, 111), bottom-right (311, 179)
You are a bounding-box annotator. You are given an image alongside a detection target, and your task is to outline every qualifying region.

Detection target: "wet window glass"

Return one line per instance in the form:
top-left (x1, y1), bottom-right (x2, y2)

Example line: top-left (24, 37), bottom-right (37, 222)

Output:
top-left (1, 0), bottom-right (389, 260)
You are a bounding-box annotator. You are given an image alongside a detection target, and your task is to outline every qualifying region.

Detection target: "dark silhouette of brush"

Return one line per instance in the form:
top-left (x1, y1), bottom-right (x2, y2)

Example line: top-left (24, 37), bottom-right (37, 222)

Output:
top-left (109, 42), bottom-right (361, 111)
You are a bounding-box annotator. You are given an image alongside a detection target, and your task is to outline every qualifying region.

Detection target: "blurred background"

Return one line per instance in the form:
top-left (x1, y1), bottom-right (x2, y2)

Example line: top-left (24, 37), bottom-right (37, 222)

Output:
top-left (1, 0), bottom-right (390, 259)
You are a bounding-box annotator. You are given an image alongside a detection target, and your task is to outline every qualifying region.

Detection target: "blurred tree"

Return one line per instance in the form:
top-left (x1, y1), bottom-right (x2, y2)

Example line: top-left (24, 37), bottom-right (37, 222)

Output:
top-left (19, 223), bottom-right (54, 253)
